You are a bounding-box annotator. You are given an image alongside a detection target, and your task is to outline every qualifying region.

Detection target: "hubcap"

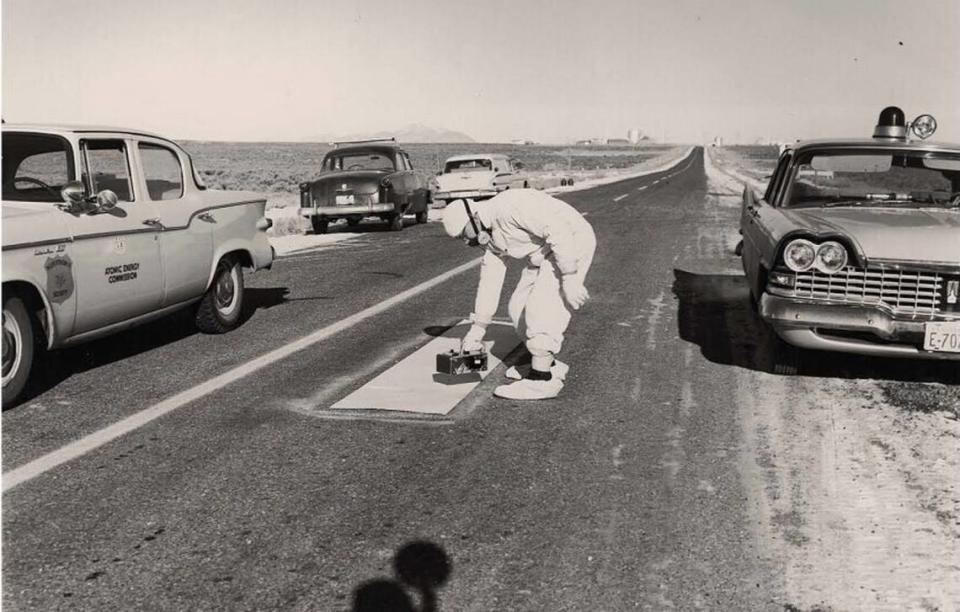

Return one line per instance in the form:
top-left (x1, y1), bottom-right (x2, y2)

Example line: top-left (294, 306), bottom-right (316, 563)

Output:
top-left (2, 309), bottom-right (23, 385)
top-left (215, 264), bottom-right (237, 312)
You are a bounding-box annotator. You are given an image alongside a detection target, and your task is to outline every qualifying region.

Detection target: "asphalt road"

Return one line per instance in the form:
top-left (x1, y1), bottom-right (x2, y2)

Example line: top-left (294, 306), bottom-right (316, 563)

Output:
top-left (4, 149), bottom-right (809, 610)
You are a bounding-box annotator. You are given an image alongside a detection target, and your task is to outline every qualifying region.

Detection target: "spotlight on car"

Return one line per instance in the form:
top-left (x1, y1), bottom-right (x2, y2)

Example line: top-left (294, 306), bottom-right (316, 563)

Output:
top-left (911, 114), bottom-right (937, 140)
top-left (815, 241), bottom-right (848, 274)
top-left (783, 238), bottom-right (817, 272)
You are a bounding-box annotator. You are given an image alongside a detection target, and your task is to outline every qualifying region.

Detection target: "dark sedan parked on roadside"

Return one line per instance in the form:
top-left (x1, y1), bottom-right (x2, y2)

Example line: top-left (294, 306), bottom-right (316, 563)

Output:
top-left (299, 139), bottom-right (431, 234)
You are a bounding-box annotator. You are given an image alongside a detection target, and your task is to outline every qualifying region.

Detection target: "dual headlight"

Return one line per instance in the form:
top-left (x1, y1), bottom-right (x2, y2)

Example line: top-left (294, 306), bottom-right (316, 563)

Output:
top-left (782, 239), bottom-right (849, 274)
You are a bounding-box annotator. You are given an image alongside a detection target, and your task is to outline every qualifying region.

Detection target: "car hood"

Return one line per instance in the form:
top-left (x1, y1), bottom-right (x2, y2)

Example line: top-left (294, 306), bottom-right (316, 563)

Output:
top-left (782, 207), bottom-right (960, 265)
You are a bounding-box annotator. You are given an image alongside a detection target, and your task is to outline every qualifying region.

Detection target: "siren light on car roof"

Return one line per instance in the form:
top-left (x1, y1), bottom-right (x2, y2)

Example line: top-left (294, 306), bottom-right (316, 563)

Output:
top-left (873, 106), bottom-right (937, 141)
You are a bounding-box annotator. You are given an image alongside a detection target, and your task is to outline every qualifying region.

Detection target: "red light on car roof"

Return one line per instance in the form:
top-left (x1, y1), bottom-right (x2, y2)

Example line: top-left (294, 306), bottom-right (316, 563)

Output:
top-left (874, 106), bottom-right (908, 139)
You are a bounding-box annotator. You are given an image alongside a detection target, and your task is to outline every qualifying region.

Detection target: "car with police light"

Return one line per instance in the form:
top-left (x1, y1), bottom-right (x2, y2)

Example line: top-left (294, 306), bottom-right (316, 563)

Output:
top-left (739, 107), bottom-right (960, 369)
top-left (298, 139), bottom-right (431, 234)
top-left (2, 124), bottom-right (275, 408)
top-left (433, 153), bottom-right (529, 204)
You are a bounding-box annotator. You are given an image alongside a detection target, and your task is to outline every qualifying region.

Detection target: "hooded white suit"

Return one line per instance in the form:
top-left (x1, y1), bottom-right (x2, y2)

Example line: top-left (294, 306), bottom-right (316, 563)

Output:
top-left (464, 189), bottom-right (596, 363)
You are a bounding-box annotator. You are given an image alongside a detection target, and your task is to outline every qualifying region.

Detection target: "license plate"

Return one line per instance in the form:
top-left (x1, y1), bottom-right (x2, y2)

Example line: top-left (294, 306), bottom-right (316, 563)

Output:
top-left (923, 321), bottom-right (960, 353)
top-left (335, 194), bottom-right (354, 205)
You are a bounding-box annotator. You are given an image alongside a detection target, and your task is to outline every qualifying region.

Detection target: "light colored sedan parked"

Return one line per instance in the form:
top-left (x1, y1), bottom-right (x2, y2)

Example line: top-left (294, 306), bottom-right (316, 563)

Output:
top-left (1, 125), bottom-right (275, 407)
top-left (433, 154), bottom-right (529, 204)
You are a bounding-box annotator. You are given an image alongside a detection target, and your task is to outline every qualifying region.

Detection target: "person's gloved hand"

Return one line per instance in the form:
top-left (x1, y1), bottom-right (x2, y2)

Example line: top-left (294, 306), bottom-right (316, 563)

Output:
top-left (562, 276), bottom-right (590, 310)
top-left (460, 324), bottom-right (486, 352)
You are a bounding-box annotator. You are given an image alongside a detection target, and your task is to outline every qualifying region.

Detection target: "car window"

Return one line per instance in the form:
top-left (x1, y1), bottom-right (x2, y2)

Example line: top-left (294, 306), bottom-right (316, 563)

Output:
top-left (83, 140), bottom-right (133, 202)
top-left (139, 143), bottom-right (184, 200)
top-left (403, 152), bottom-right (414, 170)
top-left (1, 132), bottom-right (76, 203)
top-left (785, 149), bottom-right (960, 209)
top-left (444, 159), bottom-right (492, 173)
top-left (325, 151), bottom-right (396, 172)
top-left (764, 152), bottom-right (792, 204)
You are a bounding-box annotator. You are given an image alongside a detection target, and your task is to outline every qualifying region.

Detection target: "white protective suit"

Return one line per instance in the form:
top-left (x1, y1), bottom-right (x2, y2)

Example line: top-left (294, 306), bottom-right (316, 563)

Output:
top-left (468, 189), bottom-right (596, 363)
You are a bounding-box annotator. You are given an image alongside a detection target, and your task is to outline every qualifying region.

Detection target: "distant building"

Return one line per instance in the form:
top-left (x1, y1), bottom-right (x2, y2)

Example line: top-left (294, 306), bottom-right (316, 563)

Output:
top-left (607, 138), bottom-right (631, 146)
top-left (628, 128), bottom-right (643, 144)
top-left (575, 139), bottom-right (593, 146)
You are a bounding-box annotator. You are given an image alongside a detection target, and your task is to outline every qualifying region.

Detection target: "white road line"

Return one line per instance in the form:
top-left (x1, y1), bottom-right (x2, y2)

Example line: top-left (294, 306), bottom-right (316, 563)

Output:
top-left (636, 185), bottom-right (648, 191)
top-left (2, 257), bottom-right (483, 493)
top-left (613, 193), bottom-right (630, 202)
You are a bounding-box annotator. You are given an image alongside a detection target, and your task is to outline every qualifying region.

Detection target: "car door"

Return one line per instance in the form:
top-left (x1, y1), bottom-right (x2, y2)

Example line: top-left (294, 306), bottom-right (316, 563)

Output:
top-left (402, 151), bottom-right (428, 208)
top-left (392, 151), bottom-right (415, 206)
top-left (136, 140), bottom-right (213, 307)
top-left (68, 138), bottom-right (164, 335)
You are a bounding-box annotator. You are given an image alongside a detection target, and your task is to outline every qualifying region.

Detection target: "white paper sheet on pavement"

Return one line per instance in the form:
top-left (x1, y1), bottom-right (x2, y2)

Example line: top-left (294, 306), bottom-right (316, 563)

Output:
top-left (330, 320), bottom-right (519, 415)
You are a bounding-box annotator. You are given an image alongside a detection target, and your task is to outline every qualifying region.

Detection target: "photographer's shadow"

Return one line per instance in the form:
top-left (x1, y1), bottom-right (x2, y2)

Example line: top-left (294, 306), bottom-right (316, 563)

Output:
top-left (350, 540), bottom-right (451, 612)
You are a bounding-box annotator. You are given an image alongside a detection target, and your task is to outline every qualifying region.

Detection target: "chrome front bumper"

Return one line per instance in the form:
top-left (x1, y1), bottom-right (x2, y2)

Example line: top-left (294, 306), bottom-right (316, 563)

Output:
top-left (760, 293), bottom-right (960, 359)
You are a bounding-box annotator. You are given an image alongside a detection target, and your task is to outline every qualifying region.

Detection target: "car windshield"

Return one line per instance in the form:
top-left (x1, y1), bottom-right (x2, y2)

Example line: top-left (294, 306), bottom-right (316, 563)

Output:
top-left (445, 158), bottom-right (493, 173)
top-left (323, 150), bottom-right (396, 172)
top-left (2, 132), bottom-right (76, 203)
top-left (785, 148), bottom-right (960, 209)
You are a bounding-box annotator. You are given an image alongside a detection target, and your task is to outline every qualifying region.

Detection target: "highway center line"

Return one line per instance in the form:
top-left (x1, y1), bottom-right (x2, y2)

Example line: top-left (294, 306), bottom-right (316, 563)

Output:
top-left (613, 193), bottom-right (630, 202)
top-left (2, 257), bottom-right (483, 493)
top-left (636, 185), bottom-right (648, 191)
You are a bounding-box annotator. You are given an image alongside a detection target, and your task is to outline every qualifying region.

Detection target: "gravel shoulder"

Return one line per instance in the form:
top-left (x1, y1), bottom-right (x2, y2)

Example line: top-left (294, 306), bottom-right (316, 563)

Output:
top-left (707, 147), bottom-right (960, 611)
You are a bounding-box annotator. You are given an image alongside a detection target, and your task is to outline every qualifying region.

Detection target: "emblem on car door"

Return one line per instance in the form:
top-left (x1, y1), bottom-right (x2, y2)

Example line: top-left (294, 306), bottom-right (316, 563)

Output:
top-left (45, 255), bottom-right (75, 304)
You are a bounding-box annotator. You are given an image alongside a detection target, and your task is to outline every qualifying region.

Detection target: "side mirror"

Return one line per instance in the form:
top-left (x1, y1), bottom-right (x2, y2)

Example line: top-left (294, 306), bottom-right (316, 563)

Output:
top-left (60, 181), bottom-right (86, 206)
top-left (95, 189), bottom-right (118, 213)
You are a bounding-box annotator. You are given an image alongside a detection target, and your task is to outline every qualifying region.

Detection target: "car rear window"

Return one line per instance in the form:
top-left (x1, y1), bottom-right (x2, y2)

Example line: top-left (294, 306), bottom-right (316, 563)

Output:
top-left (323, 151), bottom-right (396, 172)
top-left (2, 132), bottom-right (76, 202)
top-left (445, 159), bottom-right (493, 173)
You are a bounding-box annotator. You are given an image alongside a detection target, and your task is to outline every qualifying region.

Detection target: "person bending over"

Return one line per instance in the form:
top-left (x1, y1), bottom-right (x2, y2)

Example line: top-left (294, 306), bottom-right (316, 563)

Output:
top-left (442, 189), bottom-right (596, 400)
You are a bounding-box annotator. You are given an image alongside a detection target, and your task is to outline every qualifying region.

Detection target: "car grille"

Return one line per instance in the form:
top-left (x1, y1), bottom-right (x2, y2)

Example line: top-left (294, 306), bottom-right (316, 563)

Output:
top-left (791, 266), bottom-right (946, 317)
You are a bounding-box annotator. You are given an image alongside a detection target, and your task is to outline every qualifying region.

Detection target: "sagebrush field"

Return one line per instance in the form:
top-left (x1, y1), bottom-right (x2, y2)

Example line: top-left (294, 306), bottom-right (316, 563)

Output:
top-left (180, 141), bottom-right (680, 194)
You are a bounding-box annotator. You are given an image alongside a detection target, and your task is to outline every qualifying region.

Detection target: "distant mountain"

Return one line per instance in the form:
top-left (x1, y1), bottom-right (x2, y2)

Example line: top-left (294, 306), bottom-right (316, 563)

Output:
top-left (324, 123), bottom-right (476, 144)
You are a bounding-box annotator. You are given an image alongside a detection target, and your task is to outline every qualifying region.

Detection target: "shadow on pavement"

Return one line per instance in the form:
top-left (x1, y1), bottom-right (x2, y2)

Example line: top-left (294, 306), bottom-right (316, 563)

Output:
top-left (350, 540), bottom-right (451, 612)
top-left (7, 286), bottom-right (303, 410)
top-left (15, 309), bottom-right (200, 408)
top-left (672, 268), bottom-right (960, 384)
top-left (316, 217), bottom-right (427, 235)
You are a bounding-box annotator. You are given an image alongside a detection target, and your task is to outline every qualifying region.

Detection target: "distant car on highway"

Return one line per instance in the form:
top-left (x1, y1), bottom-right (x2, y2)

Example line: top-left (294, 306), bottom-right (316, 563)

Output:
top-left (2, 124), bottom-right (275, 407)
top-left (739, 107), bottom-right (960, 370)
top-left (433, 153), bottom-right (529, 204)
top-left (299, 139), bottom-right (431, 233)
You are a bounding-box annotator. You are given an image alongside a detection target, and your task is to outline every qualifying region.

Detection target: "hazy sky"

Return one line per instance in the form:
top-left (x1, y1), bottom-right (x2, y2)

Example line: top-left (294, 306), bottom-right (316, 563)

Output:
top-left (3, 0), bottom-right (959, 143)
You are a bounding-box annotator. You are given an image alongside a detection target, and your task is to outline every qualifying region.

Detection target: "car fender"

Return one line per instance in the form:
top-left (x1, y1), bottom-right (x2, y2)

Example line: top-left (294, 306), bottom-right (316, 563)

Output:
top-left (206, 241), bottom-right (261, 288)
top-left (2, 276), bottom-right (61, 350)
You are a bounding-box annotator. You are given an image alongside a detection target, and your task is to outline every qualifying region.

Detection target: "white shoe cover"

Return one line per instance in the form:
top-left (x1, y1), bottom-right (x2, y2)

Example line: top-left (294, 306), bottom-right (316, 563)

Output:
top-left (505, 360), bottom-right (569, 381)
top-left (494, 377), bottom-right (564, 400)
